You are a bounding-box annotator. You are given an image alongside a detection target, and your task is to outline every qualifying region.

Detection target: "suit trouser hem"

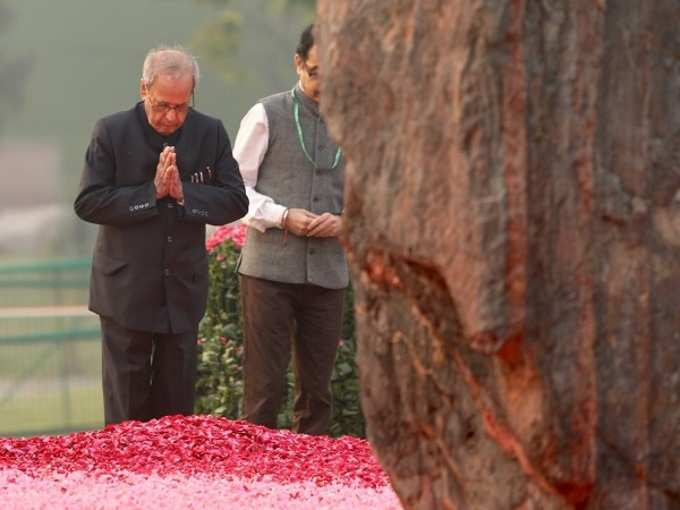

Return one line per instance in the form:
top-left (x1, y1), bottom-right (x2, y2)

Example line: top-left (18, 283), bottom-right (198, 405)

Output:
top-left (100, 316), bottom-right (198, 425)
top-left (240, 275), bottom-right (345, 435)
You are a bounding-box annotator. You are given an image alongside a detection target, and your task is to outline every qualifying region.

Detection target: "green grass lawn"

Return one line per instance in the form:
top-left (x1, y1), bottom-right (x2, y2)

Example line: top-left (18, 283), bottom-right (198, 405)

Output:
top-left (0, 333), bottom-right (103, 436)
top-left (0, 336), bottom-right (101, 379)
top-left (0, 262), bottom-right (104, 435)
top-left (0, 381), bottom-right (103, 436)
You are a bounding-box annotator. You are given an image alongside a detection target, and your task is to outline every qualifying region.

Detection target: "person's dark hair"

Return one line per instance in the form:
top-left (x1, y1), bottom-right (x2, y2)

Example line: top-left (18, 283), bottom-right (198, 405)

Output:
top-left (296, 24), bottom-right (315, 60)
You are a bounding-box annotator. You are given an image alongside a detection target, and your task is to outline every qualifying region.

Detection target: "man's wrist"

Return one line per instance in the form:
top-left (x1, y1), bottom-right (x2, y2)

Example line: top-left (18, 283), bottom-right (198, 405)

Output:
top-left (280, 208), bottom-right (290, 229)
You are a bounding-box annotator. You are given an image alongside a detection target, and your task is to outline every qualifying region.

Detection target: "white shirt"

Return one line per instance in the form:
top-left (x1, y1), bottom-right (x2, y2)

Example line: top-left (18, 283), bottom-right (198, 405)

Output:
top-left (232, 103), bottom-right (286, 233)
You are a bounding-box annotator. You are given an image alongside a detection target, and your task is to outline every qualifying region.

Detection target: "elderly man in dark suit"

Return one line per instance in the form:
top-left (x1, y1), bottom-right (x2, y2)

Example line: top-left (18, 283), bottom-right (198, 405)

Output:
top-left (74, 46), bottom-right (248, 425)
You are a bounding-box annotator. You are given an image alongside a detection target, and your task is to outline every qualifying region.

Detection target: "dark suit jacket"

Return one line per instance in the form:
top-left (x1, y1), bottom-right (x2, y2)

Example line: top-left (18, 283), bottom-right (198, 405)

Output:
top-left (74, 103), bottom-right (248, 333)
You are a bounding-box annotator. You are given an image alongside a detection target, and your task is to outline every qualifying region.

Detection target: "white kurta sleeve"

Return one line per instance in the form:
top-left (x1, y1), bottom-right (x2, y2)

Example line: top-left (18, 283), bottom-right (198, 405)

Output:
top-left (233, 103), bottom-right (287, 233)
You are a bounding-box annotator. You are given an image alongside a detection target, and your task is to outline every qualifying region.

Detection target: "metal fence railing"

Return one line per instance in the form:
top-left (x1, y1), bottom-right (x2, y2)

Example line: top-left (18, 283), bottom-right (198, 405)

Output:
top-left (0, 258), bottom-right (103, 437)
top-left (0, 257), bottom-right (91, 308)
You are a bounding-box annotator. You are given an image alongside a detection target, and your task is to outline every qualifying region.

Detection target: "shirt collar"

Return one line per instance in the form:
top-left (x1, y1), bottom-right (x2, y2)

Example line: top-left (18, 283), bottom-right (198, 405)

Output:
top-left (294, 82), bottom-right (320, 117)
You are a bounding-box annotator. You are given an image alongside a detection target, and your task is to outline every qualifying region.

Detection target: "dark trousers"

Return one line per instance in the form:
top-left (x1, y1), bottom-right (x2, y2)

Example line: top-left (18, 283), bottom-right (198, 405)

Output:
top-left (100, 317), bottom-right (198, 425)
top-left (240, 275), bottom-right (345, 435)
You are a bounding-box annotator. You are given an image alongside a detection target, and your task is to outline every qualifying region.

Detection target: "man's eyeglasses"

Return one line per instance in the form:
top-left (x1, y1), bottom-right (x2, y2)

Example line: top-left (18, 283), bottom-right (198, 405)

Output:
top-left (146, 93), bottom-right (194, 116)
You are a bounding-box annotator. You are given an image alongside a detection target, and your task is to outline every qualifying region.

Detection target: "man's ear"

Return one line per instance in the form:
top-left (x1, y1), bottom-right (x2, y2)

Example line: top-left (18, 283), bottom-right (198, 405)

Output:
top-left (139, 80), bottom-right (147, 100)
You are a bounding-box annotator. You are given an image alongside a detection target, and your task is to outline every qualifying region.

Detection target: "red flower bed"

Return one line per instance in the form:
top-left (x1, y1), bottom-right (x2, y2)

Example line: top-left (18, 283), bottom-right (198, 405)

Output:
top-left (0, 415), bottom-right (387, 488)
top-left (0, 416), bottom-right (401, 509)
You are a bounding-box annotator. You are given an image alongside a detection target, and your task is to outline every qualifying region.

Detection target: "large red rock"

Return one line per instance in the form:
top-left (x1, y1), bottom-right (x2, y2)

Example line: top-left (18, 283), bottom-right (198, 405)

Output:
top-left (317, 2), bottom-right (680, 508)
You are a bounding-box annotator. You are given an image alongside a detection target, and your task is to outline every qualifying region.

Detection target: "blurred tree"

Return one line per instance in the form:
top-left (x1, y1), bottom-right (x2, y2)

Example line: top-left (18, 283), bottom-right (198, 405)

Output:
top-left (192, 0), bottom-right (314, 82)
top-left (0, 0), bottom-right (31, 132)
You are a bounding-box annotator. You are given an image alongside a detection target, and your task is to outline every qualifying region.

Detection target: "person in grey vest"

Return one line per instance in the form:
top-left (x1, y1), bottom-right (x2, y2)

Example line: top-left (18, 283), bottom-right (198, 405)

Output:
top-left (233, 25), bottom-right (347, 435)
top-left (75, 46), bottom-right (248, 425)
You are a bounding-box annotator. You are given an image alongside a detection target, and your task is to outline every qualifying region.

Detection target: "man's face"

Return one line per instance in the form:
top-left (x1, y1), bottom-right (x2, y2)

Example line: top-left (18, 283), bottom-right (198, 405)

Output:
top-left (140, 73), bottom-right (193, 135)
top-left (295, 45), bottom-right (320, 103)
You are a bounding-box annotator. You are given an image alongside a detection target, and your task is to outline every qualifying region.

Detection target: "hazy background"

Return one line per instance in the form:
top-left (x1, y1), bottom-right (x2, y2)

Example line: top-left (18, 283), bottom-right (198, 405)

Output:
top-left (0, 0), bottom-right (312, 259)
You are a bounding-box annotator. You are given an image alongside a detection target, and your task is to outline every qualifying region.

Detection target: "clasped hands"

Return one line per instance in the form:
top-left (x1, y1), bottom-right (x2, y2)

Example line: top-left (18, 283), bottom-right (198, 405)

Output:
top-left (284, 208), bottom-right (341, 238)
top-left (154, 146), bottom-right (184, 202)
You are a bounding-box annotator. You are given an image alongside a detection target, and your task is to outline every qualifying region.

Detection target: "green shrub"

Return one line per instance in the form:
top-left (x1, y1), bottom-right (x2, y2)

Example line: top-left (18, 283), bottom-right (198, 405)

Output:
top-left (195, 227), bottom-right (365, 437)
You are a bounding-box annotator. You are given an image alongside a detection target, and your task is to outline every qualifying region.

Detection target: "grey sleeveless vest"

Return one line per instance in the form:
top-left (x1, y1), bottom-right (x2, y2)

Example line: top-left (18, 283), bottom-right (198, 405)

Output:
top-left (238, 85), bottom-right (348, 289)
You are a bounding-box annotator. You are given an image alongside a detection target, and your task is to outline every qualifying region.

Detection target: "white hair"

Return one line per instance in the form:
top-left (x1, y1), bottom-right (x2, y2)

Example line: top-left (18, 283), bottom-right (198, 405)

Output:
top-left (141, 45), bottom-right (200, 89)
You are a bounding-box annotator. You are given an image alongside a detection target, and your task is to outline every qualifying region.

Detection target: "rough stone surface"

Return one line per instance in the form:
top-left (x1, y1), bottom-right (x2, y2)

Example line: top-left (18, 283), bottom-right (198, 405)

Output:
top-left (316, 2), bottom-right (680, 509)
